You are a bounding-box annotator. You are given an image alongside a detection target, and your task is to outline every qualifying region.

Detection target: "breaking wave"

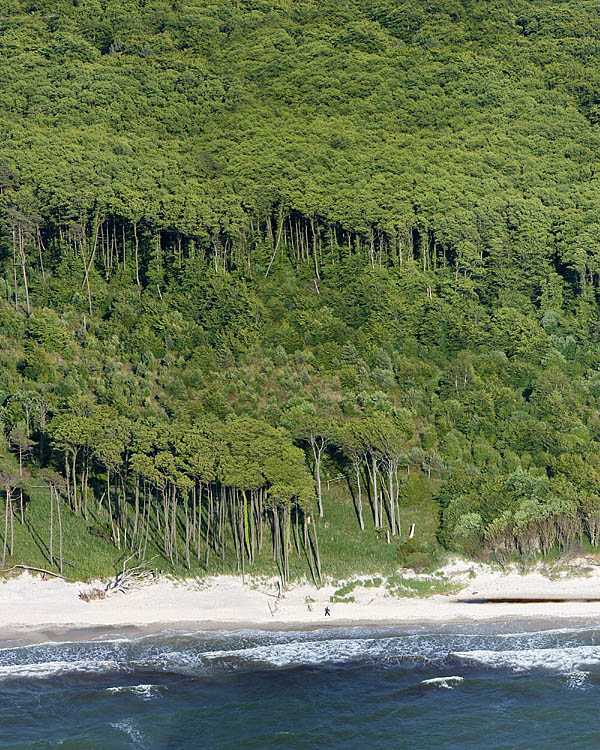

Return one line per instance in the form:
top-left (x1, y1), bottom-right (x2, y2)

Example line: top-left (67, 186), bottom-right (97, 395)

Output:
top-left (106, 684), bottom-right (162, 699)
top-left (3, 623), bottom-right (600, 686)
top-left (0, 659), bottom-right (123, 681)
top-left (421, 675), bottom-right (464, 688)
top-left (4, 623), bottom-right (600, 749)
top-left (453, 645), bottom-right (600, 673)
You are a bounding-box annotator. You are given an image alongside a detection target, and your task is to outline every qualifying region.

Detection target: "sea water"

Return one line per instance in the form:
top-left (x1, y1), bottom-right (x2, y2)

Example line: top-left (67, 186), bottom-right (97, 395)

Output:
top-left (2, 621), bottom-right (600, 748)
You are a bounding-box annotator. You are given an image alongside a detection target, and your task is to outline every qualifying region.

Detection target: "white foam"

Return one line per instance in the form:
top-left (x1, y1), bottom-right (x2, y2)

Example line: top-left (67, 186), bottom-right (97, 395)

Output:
top-left (495, 625), bottom-right (596, 638)
top-left (454, 645), bottom-right (600, 673)
top-left (564, 670), bottom-right (589, 689)
top-left (111, 719), bottom-right (146, 746)
top-left (0, 636), bottom-right (133, 654)
top-left (421, 675), bottom-right (464, 689)
top-left (131, 649), bottom-right (205, 675)
top-left (7, 628), bottom-right (600, 683)
top-left (106, 684), bottom-right (161, 699)
top-left (0, 659), bottom-right (123, 680)
top-left (201, 637), bottom-right (393, 668)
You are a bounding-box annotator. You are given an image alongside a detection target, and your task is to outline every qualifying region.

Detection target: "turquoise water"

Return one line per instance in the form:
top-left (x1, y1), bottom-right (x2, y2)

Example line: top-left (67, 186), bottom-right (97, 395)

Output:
top-left (3, 622), bottom-right (600, 748)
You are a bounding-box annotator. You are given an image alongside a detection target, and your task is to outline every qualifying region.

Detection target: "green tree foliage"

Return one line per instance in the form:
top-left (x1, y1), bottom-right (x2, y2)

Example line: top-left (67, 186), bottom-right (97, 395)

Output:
top-left (3, 1), bottom-right (600, 578)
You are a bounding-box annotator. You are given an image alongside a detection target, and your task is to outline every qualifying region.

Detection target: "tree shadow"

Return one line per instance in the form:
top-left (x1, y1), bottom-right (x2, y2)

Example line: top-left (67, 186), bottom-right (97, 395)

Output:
top-left (344, 473), bottom-right (365, 529)
top-left (24, 516), bottom-right (53, 567)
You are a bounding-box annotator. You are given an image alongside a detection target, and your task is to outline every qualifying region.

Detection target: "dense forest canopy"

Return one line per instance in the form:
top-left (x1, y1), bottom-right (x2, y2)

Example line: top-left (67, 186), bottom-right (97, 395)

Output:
top-left (4, 0), bottom-right (600, 289)
top-left (2, 0), bottom-right (600, 580)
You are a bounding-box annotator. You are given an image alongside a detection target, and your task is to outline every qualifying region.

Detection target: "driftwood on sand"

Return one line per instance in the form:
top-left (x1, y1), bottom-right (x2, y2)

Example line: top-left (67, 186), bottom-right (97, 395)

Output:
top-left (79, 555), bottom-right (157, 602)
top-left (0, 564), bottom-right (66, 579)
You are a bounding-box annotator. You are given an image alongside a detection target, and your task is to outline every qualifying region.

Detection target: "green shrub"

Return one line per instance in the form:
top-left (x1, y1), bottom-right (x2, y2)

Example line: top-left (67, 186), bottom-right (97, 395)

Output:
top-left (397, 538), bottom-right (432, 571)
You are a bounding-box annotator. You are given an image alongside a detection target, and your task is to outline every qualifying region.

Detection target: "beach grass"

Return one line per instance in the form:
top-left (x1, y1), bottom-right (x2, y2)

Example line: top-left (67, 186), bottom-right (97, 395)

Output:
top-left (385, 574), bottom-right (463, 598)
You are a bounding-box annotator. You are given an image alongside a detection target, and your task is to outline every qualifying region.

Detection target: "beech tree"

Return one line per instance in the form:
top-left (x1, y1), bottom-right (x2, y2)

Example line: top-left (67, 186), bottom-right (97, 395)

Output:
top-left (0, 466), bottom-right (21, 565)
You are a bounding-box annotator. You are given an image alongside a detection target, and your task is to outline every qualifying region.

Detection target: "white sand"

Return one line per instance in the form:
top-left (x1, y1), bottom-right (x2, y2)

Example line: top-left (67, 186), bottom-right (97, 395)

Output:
top-left (3, 558), bottom-right (600, 636)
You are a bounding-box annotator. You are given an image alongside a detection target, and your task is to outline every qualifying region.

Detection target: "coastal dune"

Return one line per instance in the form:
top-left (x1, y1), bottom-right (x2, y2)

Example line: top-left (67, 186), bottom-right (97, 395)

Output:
top-left (4, 560), bottom-right (600, 637)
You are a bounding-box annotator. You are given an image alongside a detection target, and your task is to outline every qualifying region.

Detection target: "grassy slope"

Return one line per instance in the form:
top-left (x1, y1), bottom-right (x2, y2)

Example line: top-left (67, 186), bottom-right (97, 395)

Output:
top-left (1, 467), bottom-right (441, 584)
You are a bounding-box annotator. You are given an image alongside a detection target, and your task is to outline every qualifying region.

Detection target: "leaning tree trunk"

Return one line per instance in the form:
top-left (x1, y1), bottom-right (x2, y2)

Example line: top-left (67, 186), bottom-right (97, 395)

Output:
top-left (2, 487), bottom-right (9, 564)
top-left (311, 513), bottom-right (322, 587)
top-left (314, 449), bottom-right (323, 518)
top-left (56, 491), bottom-right (63, 575)
top-left (369, 454), bottom-right (380, 528)
top-left (9, 494), bottom-right (14, 557)
top-left (205, 484), bottom-right (213, 565)
top-left (18, 224), bottom-right (31, 316)
top-left (303, 514), bottom-right (317, 585)
top-left (184, 492), bottom-right (191, 570)
top-left (49, 485), bottom-right (54, 566)
top-left (387, 464), bottom-right (396, 536)
top-left (18, 445), bottom-right (24, 524)
top-left (354, 462), bottom-right (364, 531)
top-left (242, 490), bottom-right (251, 561)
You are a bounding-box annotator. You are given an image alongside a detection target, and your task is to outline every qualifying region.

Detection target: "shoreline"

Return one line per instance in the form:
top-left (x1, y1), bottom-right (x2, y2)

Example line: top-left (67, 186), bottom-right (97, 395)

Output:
top-left (5, 615), bottom-right (600, 649)
top-left (4, 558), bottom-right (600, 642)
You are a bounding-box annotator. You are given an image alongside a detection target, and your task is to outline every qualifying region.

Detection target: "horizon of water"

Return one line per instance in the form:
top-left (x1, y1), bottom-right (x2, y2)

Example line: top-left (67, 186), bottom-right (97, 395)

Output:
top-left (3, 620), bottom-right (600, 748)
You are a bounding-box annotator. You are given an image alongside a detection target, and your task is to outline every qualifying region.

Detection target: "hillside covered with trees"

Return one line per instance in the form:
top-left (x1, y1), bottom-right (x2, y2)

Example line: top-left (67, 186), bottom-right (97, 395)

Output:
top-left (2, 0), bottom-right (600, 582)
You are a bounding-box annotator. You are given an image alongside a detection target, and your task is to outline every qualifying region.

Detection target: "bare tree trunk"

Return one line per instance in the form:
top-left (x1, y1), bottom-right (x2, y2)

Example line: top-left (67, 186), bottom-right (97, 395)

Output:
top-left (133, 221), bottom-right (141, 292)
top-left (272, 505), bottom-right (278, 563)
top-left (242, 490), bottom-right (250, 560)
top-left (310, 513), bottom-right (322, 586)
top-left (250, 491), bottom-right (256, 563)
top-left (284, 505), bottom-right (290, 583)
top-left (293, 507), bottom-right (301, 557)
top-left (107, 468), bottom-right (118, 548)
top-left (142, 490), bottom-right (150, 560)
top-left (83, 452), bottom-right (90, 520)
top-left (12, 227), bottom-right (18, 310)
top-left (79, 239), bottom-right (93, 316)
top-left (388, 465), bottom-right (396, 536)
top-left (192, 482), bottom-right (197, 547)
top-left (355, 462), bottom-right (364, 531)
top-left (2, 487), bottom-right (8, 564)
top-left (57, 492), bottom-right (63, 575)
top-left (265, 206), bottom-right (286, 278)
top-left (205, 484), bottom-right (212, 564)
top-left (18, 224), bottom-right (31, 316)
top-left (18, 445), bottom-right (24, 523)
top-left (239, 499), bottom-right (245, 584)
top-left (134, 475), bottom-right (140, 540)
top-left (65, 454), bottom-right (71, 509)
top-left (315, 452), bottom-right (323, 517)
top-left (258, 488), bottom-right (264, 552)
top-left (171, 487), bottom-right (178, 565)
top-left (37, 224), bottom-right (46, 282)
top-left (163, 489), bottom-right (170, 560)
top-left (9, 495), bottom-right (14, 556)
top-left (49, 486), bottom-right (54, 565)
top-left (72, 452), bottom-right (78, 514)
top-left (303, 515), bottom-right (317, 584)
top-left (310, 217), bottom-right (321, 280)
top-left (395, 464), bottom-right (402, 536)
top-left (185, 496), bottom-right (191, 569)
top-left (370, 454), bottom-right (380, 527)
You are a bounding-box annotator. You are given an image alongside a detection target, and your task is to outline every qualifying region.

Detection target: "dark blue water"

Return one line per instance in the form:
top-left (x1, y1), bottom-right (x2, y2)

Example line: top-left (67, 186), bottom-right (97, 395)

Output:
top-left (3, 622), bottom-right (600, 748)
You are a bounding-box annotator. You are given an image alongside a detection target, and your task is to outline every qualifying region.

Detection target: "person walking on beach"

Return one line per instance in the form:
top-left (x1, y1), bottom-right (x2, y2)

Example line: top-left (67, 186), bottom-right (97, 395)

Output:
top-left (324, 606), bottom-right (331, 616)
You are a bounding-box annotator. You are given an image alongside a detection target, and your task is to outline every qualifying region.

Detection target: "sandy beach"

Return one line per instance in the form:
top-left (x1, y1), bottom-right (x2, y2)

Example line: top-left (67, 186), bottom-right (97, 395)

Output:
top-left (4, 558), bottom-right (600, 638)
